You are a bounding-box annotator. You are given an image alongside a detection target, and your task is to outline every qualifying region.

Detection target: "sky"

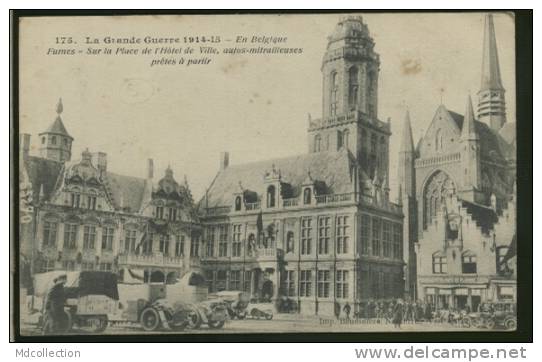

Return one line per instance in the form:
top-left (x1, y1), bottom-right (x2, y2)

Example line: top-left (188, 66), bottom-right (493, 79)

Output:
top-left (18, 13), bottom-right (516, 202)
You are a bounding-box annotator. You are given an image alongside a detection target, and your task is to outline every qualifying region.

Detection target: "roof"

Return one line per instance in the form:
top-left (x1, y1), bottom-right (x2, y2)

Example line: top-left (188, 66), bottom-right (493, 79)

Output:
top-left (461, 199), bottom-right (498, 234)
top-left (23, 156), bottom-right (63, 202)
top-left (40, 116), bottom-right (72, 139)
top-left (447, 109), bottom-right (515, 161)
top-left (480, 14), bottom-right (504, 91)
top-left (200, 149), bottom-right (359, 208)
top-left (499, 122), bottom-right (517, 146)
top-left (104, 172), bottom-right (147, 212)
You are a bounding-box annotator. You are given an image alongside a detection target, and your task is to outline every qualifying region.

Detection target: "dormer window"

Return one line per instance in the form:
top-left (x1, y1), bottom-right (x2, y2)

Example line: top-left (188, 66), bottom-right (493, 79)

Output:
top-left (267, 185), bottom-right (276, 208)
top-left (303, 188), bottom-right (312, 205)
top-left (87, 195), bottom-right (97, 210)
top-left (71, 193), bottom-right (81, 208)
top-left (168, 207), bottom-right (177, 221)
top-left (235, 196), bottom-right (242, 211)
top-left (155, 206), bottom-right (164, 219)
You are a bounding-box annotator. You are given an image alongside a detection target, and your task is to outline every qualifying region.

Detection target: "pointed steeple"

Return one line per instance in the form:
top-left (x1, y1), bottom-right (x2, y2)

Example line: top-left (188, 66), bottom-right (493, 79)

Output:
top-left (480, 14), bottom-right (504, 91)
top-left (461, 95), bottom-right (479, 140)
top-left (400, 110), bottom-right (415, 153)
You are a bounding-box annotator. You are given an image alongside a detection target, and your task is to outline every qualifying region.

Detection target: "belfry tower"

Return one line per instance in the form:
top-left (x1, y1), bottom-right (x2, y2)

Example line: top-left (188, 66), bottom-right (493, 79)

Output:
top-left (477, 14), bottom-right (507, 132)
top-left (39, 98), bottom-right (73, 163)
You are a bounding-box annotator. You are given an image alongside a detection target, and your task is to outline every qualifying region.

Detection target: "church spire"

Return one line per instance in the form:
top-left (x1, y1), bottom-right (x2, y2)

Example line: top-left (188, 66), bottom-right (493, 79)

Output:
top-left (480, 14), bottom-right (503, 91)
top-left (462, 94), bottom-right (479, 140)
top-left (477, 13), bottom-right (506, 132)
top-left (400, 110), bottom-right (415, 154)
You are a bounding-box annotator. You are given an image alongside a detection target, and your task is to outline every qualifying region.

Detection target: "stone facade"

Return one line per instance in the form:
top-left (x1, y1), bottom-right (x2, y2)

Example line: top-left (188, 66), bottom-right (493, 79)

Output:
top-left (198, 16), bottom-right (403, 316)
top-left (397, 14), bottom-right (517, 310)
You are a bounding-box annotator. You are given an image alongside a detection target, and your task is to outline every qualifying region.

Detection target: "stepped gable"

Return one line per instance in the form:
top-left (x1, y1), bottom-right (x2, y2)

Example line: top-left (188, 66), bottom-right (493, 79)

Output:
top-left (460, 199), bottom-right (498, 234)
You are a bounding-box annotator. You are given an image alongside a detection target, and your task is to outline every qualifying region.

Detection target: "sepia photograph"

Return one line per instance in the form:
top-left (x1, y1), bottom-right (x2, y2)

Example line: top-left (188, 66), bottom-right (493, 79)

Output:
top-left (11, 10), bottom-right (529, 342)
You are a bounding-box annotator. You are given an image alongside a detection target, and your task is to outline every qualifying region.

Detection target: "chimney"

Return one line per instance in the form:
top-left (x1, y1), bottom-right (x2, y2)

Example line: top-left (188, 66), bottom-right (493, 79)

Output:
top-left (147, 158), bottom-right (154, 179)
top-left (220, 152), bottom-right (229, 171)
top-left (93, 152), bottom-right (107, 174)
top-left (20, 133), bottom-right (30, 158)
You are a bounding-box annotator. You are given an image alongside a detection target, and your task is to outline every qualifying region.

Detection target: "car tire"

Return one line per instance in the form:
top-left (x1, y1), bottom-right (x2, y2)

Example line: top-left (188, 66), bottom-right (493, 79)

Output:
top-left (140, 307), bottom-right (161, 331)
top-left (265, 312), bottom-right (273, 320)
top-left (485, 318), bottom-right (496, 329)
top-left (461, 318), bottom-right (471, 328)
top-left (504, 318), bottom-right (517, 331)
top-left (185, 308), bottom-right (202, 329)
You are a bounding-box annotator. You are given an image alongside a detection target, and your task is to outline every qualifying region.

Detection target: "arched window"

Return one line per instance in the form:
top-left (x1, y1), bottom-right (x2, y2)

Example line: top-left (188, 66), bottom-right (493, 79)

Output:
top-left (286, 231), bottom-right (295, 253)
top-left (348, 66), bottom-right (359, 109)
top-left (267, 185), bottom-right (276, 208)
top-left (432, 252), bottom-right (447, 274)
top-left (234, 196), bottom-right (242, 211)
top-left (51, 136), bottom-right (57, 145)
top-left (462, 251), bottom-right (477, 274)
top-left (314, 134), bottom-right (322, 152)
top-left (330, 71), bottom-right (338, 116)
top-left (303, 188), bottom-right (312, 205)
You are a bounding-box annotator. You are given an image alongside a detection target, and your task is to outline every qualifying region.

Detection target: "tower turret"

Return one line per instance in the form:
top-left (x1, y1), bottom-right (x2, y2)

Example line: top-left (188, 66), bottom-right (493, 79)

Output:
top-left (461, 95), bottom-right (482, 202)
top-left (477, 14), bottom-right (506, 131)
top-left (39, 98), bottom-right (73, 162)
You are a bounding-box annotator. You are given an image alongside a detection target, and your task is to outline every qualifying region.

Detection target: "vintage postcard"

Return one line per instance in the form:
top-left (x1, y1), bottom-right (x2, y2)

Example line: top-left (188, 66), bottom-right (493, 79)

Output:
top-left (14, 12), bottom-right (522, 338)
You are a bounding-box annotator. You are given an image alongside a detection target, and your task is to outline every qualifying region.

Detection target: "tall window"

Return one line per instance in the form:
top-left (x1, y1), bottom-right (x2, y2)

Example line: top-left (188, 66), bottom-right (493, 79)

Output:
top-left (142, 233), bottom-right (153, 254)
top-left (235, 196), bottom-right (242, 211)
top-left (281, 270), bottom-right (296, 297)
top-left (51, 136), bottom-right (57, 145)
top-left (318, 216), bottom-right (331, 255)
top-left (206, 270), bottom-right (215, 292)
top-left (348, 66), bottom-right (359, 109)
top-left (101, 227), bottom-right (114, 251)
top-left (314, 134), bottom-right (322, 152)
top-left (190, 235), bottom-right (200, 257)
top-left (301, 218), bottom-right (313, 255)
top-left (175, 235), bottom-right (185, 257)
top-left (160, 234), bottom-right (170, 255)
top-left (462, 252), bottom-right (477, 274)
top-left (286, 231), bottom-right (295, 253)
top-left (71, 193), bottom-right (80, 208)
top-left (392, 223), bottom-right (403, 260)
top-left (216, 270), bottom-right (227, 291)
top-left (336, 216), bottom-right (349, 254)
top-left (83, 225), bottom-right (96, 249)
top-left (303, 188), bottom-right (312, 205)
top-left (337, 130), bottom-right (343, 149)
top-left (155, 206), bottom-right (164, 219)
top-left (361, 215), bottom-right (370, 255)
top-left (432, 253), bottom-right (447, 274)
top-left (382, 220), bottom-right (392, 258)
top-left (124, 229), bottom-right (137, 252)
top-left (87, 195), bottom-right (97, 210)
top-left (343, 129), bottom-right (350, 149)
top-left (218, 225), bottom-right (228, 257)
top-left (330, 71), bottom-right (338, 116)
top-left (335, 270), bottom-right (349, 299)
top-left (317, 270), bottom-right (330, 298)
top-left (299, 270), bottom-right (312, 297)
top-left (243, 271), bottom-right (252, 292)
top-left (232, 224), bottom-right (242, 257)
top-left (229, 270), bottom-right (241, 290)
top-left (206, 227), bottom-right (215, 257)
top-left (43, 221), bottom-right (58, 247)
top-left (267, 185), bottom-right (276, 208)
top-left (371, 217), bottom-right (381, 257)
top-left (168, 208), bottom-right (177, 221)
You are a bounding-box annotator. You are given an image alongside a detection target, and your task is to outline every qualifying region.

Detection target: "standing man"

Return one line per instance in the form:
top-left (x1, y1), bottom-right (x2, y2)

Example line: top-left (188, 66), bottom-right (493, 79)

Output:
top-left (393, 299), bottom-right (404, 329)
top-left (343, 302), bottom-right (351, 319)
top-left (43, 274), bottom-right (68, 334)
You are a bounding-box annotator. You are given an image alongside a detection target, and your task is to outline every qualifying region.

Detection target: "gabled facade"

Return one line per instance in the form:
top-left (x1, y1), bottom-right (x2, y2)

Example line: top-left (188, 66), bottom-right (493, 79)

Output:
top-left (199, 16), bottom-right (403, 316)
top-left (19, 100), bottom-right (200, 289)
top-left (398, 14), bottom-right (517, 310)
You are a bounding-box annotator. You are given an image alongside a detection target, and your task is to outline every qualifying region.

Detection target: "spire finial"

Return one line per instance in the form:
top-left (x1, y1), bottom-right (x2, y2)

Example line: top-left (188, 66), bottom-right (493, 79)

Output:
top-left (462, 94), bottom-right (478, 140)
top-left (400, 108), bottom-right (415, 153)
top-left (480, 13), bottom-right (504, 91)
top-left (56, 98), bottom-right (63, 115)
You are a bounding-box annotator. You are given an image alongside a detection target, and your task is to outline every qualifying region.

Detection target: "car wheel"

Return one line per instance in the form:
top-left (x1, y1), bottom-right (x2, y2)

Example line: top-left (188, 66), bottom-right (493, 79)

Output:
top-left (485, 318), bottom-right (496, 329)
top-left (185, 308), bottom-right (202, 329)
top-left (504, 318), bottom-right (517, 331)
top-left (208, 320), bottom-right (225, 329)
top-left (140, 307), bottom-right (161, 331)
top-left (237, 311), bottom-right (247, 320)
top-left (461, 318), bottom-right (471, 328)
top-left (265, 312), bottom-right (273, 320)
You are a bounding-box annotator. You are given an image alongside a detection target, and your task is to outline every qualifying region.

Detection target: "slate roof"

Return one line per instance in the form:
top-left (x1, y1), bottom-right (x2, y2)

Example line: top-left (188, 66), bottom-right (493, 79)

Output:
top-left (103, 172), bottom-right (147, 213)
top-left (447, 109), bottom-right (515, 161)
top-left (200, 149), bottom-right (360, 208)
top-left (461, 199), bottom-right (498, 234)
top-left (40, 116), bottom-right (72, 139)
top-left (499, 122), bottom-right (517, 147)
top-left (22, 156), bottom-right (63, 202)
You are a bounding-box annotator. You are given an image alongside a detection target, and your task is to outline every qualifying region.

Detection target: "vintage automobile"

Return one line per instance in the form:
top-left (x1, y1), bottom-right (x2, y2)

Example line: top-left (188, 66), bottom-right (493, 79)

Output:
top-left (116, 271), bottom-right (227, 331)
top-left (34, 270), bottom-right (119, 334)
top-left (486, 302), bottom-right (517, 330)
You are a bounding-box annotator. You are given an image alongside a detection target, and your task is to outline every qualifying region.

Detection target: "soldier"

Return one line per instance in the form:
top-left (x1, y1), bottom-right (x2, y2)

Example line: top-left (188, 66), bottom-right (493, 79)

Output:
top-left (43, 274), bottom-right (68, 334)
